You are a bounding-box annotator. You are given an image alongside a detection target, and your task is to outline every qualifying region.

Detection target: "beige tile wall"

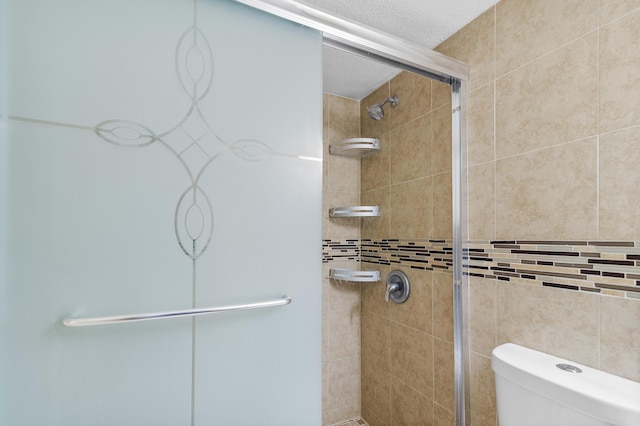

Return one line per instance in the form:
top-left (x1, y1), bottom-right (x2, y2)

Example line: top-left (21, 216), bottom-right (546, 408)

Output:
top-left (360, 75), bottom-right (452, 242)
top-left (326, 3), bottom-right (640, 424)
top-left (435, 1), bottom-right (640, 425)
top-left (360, 72), bottom-right (456, 425)
top-left (323, 94), bottom-right (362, 425)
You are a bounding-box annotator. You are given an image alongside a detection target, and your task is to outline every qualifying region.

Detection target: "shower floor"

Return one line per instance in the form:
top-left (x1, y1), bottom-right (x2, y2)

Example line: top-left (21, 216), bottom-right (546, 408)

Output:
top-left (331, 417), bottom-right (368, 426)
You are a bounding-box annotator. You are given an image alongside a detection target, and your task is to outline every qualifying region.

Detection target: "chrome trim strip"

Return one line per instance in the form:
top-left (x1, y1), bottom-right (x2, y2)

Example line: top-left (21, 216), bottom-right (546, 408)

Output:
top-left (452, 78), bottom-right (469, 426)
top-left (63, 296), bottom-right (292, 327)
top-left (233, 0), bottom-right (469, 82)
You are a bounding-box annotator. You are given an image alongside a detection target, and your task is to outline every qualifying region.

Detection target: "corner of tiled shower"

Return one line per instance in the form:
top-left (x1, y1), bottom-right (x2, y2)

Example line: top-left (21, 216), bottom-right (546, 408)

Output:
top-left (323, 66), bottom-right (457, 425)
top-left (321, 9), bottom-right (465, 426)
top-left (322, 92), bottom-right (364, 426)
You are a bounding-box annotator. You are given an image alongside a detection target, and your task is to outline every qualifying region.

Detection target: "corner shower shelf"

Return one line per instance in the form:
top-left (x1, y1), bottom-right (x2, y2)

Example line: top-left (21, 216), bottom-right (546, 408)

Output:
top-left (329, 268), bottom-right (381, 283)
top-left (329, 205), bottom-right (380, 218)
top-left (329, 138), bottom-right (380, 158)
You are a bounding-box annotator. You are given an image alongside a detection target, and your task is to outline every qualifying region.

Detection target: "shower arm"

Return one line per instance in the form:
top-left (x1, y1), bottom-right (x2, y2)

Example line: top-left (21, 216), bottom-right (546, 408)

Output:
top-left (378, 95), bottom-right (399, 109)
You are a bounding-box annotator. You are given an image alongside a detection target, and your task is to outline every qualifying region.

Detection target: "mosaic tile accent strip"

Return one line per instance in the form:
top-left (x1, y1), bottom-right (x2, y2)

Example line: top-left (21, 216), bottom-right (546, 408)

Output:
top-left (360, 239), bottom-right (454, 272)
top-left (322, 239), bottom-right (360, 263)
top-left (324, 238), bottom-right (639, 298)
top-left (331, 417), bottom-right (368, 426)
top-left (465, 240), bottom-right (640, 298)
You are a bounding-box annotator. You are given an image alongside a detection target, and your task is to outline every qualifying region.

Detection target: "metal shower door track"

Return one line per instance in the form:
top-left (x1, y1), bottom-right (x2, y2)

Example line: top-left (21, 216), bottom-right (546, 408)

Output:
top-left (233, 0), bottom-right (470, 83)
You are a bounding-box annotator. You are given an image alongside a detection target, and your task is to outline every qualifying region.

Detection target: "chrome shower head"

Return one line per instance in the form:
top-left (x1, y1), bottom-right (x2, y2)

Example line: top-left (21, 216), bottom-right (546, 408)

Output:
top-left (367, 104), bottom-right (385, 121)
top-left (366, 95), bottom-right (399, 121)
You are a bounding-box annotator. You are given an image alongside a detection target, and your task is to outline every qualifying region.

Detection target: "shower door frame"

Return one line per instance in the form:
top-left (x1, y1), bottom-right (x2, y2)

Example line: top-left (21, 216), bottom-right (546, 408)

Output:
top-left (231, 1), bottom-right (470, 424)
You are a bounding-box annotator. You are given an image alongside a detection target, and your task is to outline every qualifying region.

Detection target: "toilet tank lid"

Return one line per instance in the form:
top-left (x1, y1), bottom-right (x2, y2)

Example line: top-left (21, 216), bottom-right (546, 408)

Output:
top-left (492, 343), bottom-right (640, 426)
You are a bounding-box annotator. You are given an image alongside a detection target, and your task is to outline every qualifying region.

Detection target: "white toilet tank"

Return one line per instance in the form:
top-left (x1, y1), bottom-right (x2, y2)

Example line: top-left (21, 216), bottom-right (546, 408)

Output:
top-left (491, 343), bottom-right (640, 426)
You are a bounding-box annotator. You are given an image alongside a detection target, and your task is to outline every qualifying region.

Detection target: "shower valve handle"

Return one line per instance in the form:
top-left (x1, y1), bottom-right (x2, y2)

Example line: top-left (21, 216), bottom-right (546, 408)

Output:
top-left (385, 283), bottom-right (400, 302)
top-left (385, 270), bottom-right (410, 304)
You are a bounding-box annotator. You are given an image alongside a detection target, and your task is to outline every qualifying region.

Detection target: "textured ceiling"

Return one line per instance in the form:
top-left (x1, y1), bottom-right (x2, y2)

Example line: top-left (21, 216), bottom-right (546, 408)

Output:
top-left (302, 0), bottom-right (499, 100)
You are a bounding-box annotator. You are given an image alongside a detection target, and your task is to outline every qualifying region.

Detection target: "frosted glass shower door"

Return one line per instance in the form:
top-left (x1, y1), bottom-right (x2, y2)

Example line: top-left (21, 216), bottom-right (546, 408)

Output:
top-left (0, 0), bottom-right (322, 425)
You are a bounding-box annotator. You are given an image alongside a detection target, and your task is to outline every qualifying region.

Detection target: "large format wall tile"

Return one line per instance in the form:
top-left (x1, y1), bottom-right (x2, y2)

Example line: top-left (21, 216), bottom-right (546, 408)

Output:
top-left (599, 127), bottom-right (640, 239)
top-left (361, 362), bottom-right (391, 426)
top-left (391, 377), bottom-right (434, 426)
top-left (433, 403), bottom-right (455, 426)
top-left (469, 352), bottom-right (497, 426)
top-left (389, 178), bottom-right (433, 239)
top-left (323, 405), bottom-right (360, 426)
top-left (600, 296), bottom-right (640, 382)
top-left (469, 277), bottom-right (497, 357)
top-left (468, 83), bottom-right (495, 166)
top-left (361, 408), bottom-right (384, 426)
top-left (390, 268), bottom-right (433, 333)
top-left (433, 338), bottom-right (455, 413)
top-left (496, 0), bottom-right (597, 76)
top-left (326, 355), bottom-right (361, 414)
top-left (600, 9), bottom-right (640, 133)
top-left (496, 33), bottom-right (597, 159)
top-left (433, 172), bottom-right (453, 240)
top-left (467, 162), bottom-right (495, 241)
top-left (432, 80), bottom-right (451, 110)
top-left (361, 133), bottom-right (390, 192)
top-left (326, 95), bottom-right (361, 195)
top-left (361, 311), bottom-right (391, 374)
top-left (432, 103), bottom-right (453, 175)
top-left (390, 114), bottom-right (432, 184)
top-left (497, 281), bottom-right (600, 367)
top-left (361, 187), bottom-right (390, 240)
top-left (436, 7), bottom-right (495, 91)
top-left (327, 154), bottom-right (360, 196)
top-left (326, 280), bottom-right (361, 360)
top-left (390, 323), bottom-right (434, 398)
top-left (433, 272), bottom-right (454, 343)
top-left (327, 94), bottom-right (361, 142)
top-left (495, 139), bottom-right (598, 240)
top-left (600, 0), bottom-right (640, 26)
top-left (390, 71), bottom-right (432, 129)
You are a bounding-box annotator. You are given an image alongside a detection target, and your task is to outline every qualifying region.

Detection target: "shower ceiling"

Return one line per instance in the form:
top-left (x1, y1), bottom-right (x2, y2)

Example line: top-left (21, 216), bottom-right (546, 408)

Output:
top-left (303, 0), bottom-right (500, 100)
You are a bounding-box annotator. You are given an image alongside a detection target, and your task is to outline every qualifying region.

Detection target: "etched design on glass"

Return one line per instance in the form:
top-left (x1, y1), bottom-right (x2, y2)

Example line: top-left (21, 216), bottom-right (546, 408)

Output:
top-left (88, 23), bottom-right (231, 260)
top-left (95, 120), bottom-right (158, 147)
top-left (10, 17), bottom-right (315, 262)
top-left (175, 26), bottom-right (214, 101)
top-left (175, 185), bottom-right (213, 260)
top-left (230, 139), bottom-right (274, 162)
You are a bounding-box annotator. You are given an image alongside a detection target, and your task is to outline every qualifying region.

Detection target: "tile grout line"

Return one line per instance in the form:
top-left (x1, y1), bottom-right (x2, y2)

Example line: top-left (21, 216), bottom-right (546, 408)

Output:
top-left (494, 134), bottom-right (598, 163)
top-left (495, 27), bottom-right (599, 82)
top-left (600, 3), bottom-right (640, 28)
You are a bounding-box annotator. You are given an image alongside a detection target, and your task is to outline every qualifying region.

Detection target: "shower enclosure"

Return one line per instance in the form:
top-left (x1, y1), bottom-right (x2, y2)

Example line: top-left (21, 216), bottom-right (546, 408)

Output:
top-left (0, 0), bottom-right (468, 424)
